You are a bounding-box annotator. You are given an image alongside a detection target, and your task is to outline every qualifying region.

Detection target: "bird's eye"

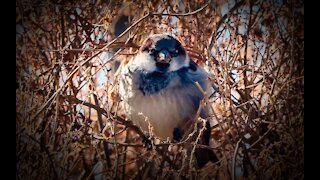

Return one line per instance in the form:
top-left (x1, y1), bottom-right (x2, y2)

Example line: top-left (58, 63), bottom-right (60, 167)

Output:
top-left (149, 49), bottom-right (156, 55)
top-left (172, 49), bottom-right (179, 57)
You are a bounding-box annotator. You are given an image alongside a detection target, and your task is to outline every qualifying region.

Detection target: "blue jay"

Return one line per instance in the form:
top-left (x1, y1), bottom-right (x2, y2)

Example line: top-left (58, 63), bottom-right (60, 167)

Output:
top-left (119, 34), bottom-right (218, 167)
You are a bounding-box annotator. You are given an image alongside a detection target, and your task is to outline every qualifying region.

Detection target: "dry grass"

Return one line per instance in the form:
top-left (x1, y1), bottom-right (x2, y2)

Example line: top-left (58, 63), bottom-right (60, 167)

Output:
top-left (16, 0), bottom-right (304, 179)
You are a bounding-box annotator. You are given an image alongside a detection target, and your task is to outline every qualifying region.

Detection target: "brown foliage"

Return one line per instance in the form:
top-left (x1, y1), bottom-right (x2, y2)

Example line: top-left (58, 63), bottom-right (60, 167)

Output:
top-left (16, 0), bottom-right (304, 179)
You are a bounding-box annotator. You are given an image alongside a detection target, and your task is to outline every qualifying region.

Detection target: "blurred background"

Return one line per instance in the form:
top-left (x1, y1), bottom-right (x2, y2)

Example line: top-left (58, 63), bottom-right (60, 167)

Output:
top-left (16, 0), bottom-right (304, 179)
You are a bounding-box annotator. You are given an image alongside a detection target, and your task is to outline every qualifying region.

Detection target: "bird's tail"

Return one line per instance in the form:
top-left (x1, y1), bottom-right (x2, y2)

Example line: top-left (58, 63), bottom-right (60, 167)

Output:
top-left (194, 119), bottom-right (219, 168)
top-left (195, 147), bottom-right (219, 168)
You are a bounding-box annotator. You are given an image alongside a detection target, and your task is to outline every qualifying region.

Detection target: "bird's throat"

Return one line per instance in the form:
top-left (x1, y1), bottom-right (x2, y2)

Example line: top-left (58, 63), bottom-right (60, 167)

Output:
top-left (138, 71), bottom-right (171, 95)
top-left (155, 62), bottom-right (170, 72)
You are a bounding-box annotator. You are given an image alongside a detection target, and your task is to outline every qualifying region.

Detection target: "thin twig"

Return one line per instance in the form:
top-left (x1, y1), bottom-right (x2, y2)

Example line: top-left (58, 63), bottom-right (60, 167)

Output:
top-left (243, 1), bottom-right (253, 102)
top-left (27, 134), bottom-right (59, 179)
top-left (93, 134), bottom-right (143, 147)
top-left (248, 125), bottom-right (275, 149)
top-left (151, 0), bottom-right (211, 16)
top-left (232, 138), bottom-right (242, 180)
top-left (112, 110), bottom-right (120, 179)
top-left (92, 94), bottom-right (113, 169)
top-left (122, 130), bottom-right (129, 180)
top-left (41, 41), bottom-right (140, 52)
top-left (208, 0), bottom-right (245, 53)
top-left (31, 12), bottom-right (150, 121)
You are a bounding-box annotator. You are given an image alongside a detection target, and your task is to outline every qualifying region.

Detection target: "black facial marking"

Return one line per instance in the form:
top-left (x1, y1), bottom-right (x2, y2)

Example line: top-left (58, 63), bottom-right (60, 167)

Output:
top-left (149, 48), bottom-right (157, 55)
top-left (156, 62), bottom-right (170, 71)
top-left (154, 35), bottom-right (186, 56)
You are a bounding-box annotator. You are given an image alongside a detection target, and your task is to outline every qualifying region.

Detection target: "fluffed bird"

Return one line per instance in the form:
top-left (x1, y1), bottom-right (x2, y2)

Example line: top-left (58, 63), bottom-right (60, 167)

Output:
top-left (119, 34), bottom-right (218, 167)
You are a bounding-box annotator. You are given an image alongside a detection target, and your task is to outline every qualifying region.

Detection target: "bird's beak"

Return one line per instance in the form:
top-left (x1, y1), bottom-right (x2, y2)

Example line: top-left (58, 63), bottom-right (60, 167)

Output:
top-left (157, 50), bottom-right (171, 64)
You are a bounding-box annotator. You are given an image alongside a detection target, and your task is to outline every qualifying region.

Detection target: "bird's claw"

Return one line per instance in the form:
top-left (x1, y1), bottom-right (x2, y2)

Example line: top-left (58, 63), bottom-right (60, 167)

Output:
top-left (142, 136), bottom-right (153, 150)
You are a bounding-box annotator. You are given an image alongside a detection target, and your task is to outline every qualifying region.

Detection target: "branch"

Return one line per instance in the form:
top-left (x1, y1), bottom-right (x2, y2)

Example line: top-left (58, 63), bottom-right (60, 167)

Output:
top-left (208, 0), bottom-right (246, 53)
top-left (92, 94), bottom-right (112, 168)
top-left (41, 41), bottom-right (140, 52)
top-left (30, 12), bottom-right (150, 121)
top-left (64, 96), bottom-right (148, 140)
top-left (232, 138), bottom-right (242, 180)
top-left (151, 0), bottom-right (211, 16)
top-left (27, 134), bottom-right (59, 179)
top-left (242, 1), bottom-right (253, 102)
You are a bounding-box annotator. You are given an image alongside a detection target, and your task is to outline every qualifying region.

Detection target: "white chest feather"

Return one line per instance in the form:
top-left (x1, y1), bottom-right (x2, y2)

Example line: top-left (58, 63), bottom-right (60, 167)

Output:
top-left (123, 88), bottom-right (200, 140)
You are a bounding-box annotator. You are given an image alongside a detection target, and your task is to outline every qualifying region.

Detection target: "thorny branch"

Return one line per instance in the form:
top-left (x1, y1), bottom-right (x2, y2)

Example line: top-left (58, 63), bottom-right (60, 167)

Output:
top-left (17, 0), bottom-right (304, 179)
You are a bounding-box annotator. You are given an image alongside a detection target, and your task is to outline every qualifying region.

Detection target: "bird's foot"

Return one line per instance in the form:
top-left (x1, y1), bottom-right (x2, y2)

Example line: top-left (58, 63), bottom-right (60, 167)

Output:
top-left (142, 136), bottom-right (153, 150)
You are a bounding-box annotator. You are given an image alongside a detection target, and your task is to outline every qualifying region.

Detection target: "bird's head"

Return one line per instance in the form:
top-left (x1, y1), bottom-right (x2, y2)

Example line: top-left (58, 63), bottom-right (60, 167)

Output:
top-left (132, 34), bottom-right (190, 73)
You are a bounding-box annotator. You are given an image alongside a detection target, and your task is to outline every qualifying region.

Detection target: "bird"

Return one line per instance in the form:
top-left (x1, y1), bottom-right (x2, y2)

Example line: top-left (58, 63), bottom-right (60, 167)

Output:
top-left (118, 33), bottom-right (218, 167)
